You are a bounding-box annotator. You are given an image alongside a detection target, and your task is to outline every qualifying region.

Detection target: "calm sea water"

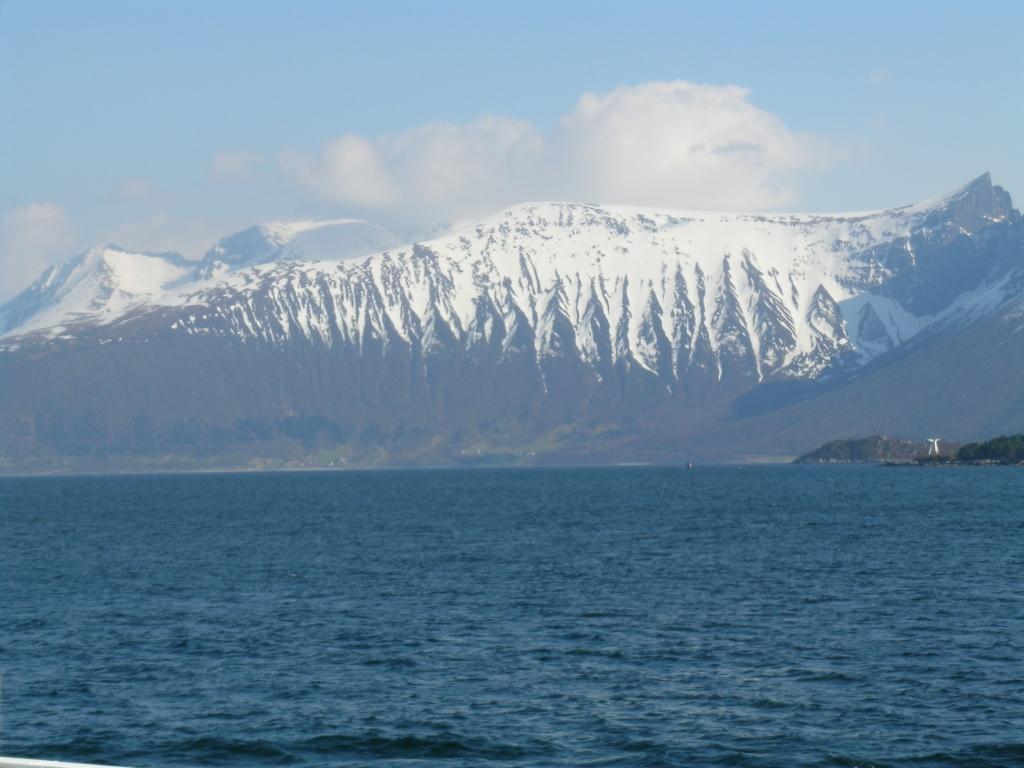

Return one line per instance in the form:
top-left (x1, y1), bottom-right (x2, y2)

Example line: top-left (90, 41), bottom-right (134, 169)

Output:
top-left (1, 466), bottom-right (1023, 768)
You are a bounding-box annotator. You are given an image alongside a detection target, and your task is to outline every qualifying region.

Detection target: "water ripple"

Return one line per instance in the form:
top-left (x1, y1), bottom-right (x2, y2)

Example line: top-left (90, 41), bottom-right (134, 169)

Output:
top-left (2, 466), bottom-right (1023, 767)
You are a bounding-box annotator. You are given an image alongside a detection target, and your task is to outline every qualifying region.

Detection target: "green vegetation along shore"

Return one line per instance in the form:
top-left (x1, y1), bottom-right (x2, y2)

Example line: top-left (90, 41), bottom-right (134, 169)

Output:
top-left (953, 435), bottom-right (1024, 464)
top-left (795, 434), bottom-right (1024, 465)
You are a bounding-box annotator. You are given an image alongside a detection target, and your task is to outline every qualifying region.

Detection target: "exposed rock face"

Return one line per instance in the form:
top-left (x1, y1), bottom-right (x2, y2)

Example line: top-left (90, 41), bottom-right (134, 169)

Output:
top-left (1, 174), bottom-right (1023, 469)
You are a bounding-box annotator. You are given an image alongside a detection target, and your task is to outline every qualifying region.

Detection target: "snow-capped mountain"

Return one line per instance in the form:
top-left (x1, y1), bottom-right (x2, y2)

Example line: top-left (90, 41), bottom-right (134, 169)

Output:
top-left (0, 218), bottom-right (402, 338)
top-left (192, 218), bottom-right (403, 279)
top-left (0, 246), bottom-right (194, 338)
top-left (1, 174), bottom-right (1022, 469)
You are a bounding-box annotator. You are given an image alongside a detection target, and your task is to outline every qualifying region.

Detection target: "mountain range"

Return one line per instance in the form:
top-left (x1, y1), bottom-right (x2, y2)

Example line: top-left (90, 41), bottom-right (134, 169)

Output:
top-left (2, 173), bottom-right (1022, 471)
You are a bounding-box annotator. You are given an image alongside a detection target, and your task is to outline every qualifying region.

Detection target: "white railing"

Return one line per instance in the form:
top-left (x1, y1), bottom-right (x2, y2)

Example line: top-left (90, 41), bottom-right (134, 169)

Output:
top-left (0, 759), bottom-right (129, 768)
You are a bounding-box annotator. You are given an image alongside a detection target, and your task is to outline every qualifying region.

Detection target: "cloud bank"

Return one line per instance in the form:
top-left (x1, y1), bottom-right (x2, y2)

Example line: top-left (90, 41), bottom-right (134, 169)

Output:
top-left (0, 81), bottom-right (831, 302)
top-left (282, 81), bottom-right (830, 225)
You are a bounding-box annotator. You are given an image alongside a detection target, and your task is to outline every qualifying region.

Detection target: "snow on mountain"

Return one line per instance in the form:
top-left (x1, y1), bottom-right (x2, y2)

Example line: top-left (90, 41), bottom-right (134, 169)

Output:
top-left (0, 218), bottom-right (403, 339)
top-left (0, 245), bottom-right (194, 338)
top-left (160, 173), bottom-right (1021, 386)
top-left (2, 175), bottom-right (1020, 393)
top-left (193, 218), bottom-right (402, 279)
top-left (2, 174), bottom-right (1023, 469)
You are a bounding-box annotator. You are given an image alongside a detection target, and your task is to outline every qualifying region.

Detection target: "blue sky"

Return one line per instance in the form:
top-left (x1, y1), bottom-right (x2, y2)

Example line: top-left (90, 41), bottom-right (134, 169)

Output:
top-left (1, 0), bottom-right (1022, 296)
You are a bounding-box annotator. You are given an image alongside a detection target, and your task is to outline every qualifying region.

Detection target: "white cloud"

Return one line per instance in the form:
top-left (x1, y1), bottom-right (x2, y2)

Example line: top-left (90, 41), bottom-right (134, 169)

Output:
top-left (281, 134), bottom-right (398, 207)
top-left (282, 81), bottom-right (832, 224)
top-left (0, 203), bottom-right (74, 301)
top-left (0, 81), bottom-right (832, 300)
top-left (381, 117), bottom-right (545, 219)
top-left (551, 81), bottom-right (830, 210)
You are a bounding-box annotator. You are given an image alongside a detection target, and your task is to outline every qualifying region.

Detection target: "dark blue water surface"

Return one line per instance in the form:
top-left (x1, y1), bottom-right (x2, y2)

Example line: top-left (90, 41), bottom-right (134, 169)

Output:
top-left (2, 466), bottom-right (1024, 768)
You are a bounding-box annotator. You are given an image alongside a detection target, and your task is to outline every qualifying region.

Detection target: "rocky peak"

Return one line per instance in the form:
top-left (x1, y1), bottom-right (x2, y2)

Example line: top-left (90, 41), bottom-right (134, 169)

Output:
top-left (925, 173), bottom-right (1019, 232)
